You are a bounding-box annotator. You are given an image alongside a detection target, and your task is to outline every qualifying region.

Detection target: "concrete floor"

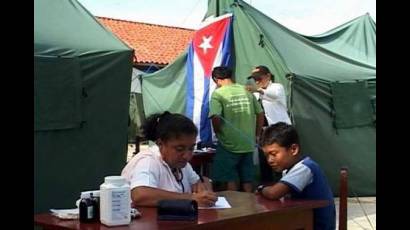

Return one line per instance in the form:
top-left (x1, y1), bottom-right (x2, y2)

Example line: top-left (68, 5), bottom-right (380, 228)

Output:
top-left (128, 144), bottom-right (376, 229)
top-left (335, 197), bottom-right (376, 230)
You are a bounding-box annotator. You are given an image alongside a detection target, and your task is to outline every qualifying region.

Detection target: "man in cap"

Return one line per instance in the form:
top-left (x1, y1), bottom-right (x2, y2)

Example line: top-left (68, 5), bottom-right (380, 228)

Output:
top-left (247, 65), bottom-right (291, 185)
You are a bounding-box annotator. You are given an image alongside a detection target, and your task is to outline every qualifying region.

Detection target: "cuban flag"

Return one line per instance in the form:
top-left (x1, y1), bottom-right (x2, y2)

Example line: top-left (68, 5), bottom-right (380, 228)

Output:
top-left (186, 13), bottom-right (233, 144)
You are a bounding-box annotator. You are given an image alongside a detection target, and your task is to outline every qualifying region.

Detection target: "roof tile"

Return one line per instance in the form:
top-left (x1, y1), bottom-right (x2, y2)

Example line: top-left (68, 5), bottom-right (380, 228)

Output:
top-left (97, 17), bottom-right (194, 65)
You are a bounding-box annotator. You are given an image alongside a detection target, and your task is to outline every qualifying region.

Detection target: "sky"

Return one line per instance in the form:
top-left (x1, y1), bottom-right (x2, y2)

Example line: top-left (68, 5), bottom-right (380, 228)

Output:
top-left (78, 0), bottom-right (375, 35)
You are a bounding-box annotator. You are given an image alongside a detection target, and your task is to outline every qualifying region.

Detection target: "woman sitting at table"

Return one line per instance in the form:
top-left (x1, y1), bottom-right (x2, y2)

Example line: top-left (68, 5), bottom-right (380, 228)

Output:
top-left (121, 111), bottom-right (217, 207)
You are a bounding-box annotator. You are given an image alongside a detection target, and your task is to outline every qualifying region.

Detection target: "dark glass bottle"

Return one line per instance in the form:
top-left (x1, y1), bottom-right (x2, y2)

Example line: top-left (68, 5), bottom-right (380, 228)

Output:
top-left (79, 193), bottom-right (95, 222)
top-left (90, 192), bottom-right (100, 220)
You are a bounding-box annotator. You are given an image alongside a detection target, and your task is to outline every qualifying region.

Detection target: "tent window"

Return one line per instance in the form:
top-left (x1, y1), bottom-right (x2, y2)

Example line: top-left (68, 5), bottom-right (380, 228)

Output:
top-left (331, 81), bottom-right (374, 129)
top-left (34, 56), bottom-right (83, 131)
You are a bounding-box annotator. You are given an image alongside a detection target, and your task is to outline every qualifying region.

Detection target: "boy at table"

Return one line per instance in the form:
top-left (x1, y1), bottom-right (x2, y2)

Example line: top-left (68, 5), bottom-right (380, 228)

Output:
top-left (256, 122), bottom-right (335, 230)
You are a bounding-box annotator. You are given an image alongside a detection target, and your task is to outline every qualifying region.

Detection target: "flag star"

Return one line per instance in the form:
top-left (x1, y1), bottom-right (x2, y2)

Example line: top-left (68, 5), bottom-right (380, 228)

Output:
top-left (199, 36), bottom-right (213, 54)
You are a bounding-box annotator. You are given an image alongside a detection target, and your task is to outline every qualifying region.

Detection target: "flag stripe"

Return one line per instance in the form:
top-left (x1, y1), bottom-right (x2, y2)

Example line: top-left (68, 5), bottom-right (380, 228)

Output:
top-left (192, 52), bottom-right (205, 141)
top-left (220, 22), bottom-right (232, 66)
top-left (199, 75), bottom-right (211, 142)
top-left (185, 44), bottom-right (195, 121)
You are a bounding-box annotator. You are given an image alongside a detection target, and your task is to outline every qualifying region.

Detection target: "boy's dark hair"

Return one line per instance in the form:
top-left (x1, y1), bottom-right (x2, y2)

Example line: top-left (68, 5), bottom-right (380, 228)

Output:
top-left (260, 122), bottom-right (299, 149)
top-left (142, 111), bottom-right (198, 142)
top-left (212, 66), bottom-right (232, 80)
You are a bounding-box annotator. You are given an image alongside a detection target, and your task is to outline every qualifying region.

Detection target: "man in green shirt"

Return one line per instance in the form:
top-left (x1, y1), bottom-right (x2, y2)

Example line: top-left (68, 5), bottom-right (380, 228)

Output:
top-left (209, 66), bottom-right (265, 192)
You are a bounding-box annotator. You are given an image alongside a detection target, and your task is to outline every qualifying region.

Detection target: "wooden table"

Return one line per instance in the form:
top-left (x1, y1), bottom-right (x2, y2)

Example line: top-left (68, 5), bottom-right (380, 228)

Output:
top-left (35, 191), bottom-right (328, 230)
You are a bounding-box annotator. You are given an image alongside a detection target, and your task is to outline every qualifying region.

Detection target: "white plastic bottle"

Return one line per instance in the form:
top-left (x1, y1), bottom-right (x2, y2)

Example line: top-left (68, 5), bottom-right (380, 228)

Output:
top-left (100, 176), bottom-right (131, 226)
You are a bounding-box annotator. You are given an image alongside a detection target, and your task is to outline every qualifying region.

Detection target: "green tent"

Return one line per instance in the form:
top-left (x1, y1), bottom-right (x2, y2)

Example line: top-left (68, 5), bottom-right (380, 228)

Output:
top-left (34, 0), bottom-right (133, 213)
top-left (142, 0), bottom-right (375, 196)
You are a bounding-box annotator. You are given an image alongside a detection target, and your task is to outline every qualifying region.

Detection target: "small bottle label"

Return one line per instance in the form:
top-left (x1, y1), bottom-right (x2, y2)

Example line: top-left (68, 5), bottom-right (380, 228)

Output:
top-left (87, 206), bottom-right (93, 219)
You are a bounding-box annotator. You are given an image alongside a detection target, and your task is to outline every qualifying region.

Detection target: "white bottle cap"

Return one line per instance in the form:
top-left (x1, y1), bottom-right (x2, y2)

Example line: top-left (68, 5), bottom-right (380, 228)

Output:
top-left (91, 190), bottom-right (100, 197)
top-left (104, 176), bottom-right (126, 185)
top-left (81, 190), bottom-right (100, 198)
top-left (80, 191), bottom-right (91, 199)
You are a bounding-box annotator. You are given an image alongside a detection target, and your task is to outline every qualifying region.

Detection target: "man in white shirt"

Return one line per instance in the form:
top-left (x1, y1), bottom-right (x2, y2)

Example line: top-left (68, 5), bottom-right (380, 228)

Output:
top-left (248, 65), bottom-right (291, 125)
top-left (246, 65), bottom-right (291, 184)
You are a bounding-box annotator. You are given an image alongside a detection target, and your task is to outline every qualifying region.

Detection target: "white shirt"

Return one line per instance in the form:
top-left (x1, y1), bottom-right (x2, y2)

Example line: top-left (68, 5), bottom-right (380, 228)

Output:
top-left (121, 145), bottom-right (200, 193)
top-left (255, 81), bottom-right (291, 125)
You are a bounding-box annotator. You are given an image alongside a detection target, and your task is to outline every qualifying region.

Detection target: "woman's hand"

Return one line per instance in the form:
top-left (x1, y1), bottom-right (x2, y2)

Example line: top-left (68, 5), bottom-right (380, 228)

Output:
top-left (192, 191), bottom-right (217, 207)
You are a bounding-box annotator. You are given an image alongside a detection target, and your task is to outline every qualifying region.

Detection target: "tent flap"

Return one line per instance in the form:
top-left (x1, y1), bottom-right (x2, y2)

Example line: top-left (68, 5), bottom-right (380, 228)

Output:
top-left (331, 81), bottom-right (374, 129)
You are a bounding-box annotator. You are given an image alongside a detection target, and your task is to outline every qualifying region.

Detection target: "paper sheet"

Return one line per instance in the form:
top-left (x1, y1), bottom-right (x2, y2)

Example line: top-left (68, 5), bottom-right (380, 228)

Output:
top-left (199, 196), bottom-right (231, 209)
top-left (50, 208), bottom-right (79, 219)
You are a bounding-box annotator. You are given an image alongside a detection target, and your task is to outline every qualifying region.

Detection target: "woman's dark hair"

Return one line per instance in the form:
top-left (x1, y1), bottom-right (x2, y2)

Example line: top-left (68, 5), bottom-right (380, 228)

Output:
top-left (142, 111), bottom-right (198, 142)
top-left (260, 122), bottom-right (299, 149)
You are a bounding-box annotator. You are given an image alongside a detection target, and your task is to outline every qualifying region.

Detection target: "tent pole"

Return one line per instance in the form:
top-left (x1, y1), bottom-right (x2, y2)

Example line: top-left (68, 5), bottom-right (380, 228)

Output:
top-left (216, 0), bottom-right (219, 16)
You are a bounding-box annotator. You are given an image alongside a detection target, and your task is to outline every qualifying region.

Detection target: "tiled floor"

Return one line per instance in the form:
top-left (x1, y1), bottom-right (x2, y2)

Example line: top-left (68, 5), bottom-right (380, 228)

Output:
top-left (335, 197), bottom-right (376, 230)
top-left (128, 144), bottom-right (376, 229)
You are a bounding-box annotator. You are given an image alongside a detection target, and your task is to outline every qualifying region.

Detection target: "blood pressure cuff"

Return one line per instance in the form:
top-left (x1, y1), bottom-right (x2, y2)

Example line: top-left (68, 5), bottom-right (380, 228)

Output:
top-left (157, 199), bottom-right (198, 221)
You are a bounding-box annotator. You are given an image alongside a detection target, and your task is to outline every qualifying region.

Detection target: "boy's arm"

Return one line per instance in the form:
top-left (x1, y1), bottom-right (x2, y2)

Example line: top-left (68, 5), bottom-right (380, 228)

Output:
top-left (259, 164), bottom-right (313, 200)
top-left (211, 115), bottom-right (222, 134)
top-left (259, 182), bottom-right (291, 200)
top-left (209, 93), bottom-right (222, 134)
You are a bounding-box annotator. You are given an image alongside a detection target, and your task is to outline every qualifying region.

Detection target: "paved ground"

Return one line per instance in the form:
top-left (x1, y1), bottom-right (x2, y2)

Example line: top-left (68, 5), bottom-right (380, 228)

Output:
top-left (335, 197), bottom-right (376, 229)
top-left (128, 144), bottom-right (376, 229)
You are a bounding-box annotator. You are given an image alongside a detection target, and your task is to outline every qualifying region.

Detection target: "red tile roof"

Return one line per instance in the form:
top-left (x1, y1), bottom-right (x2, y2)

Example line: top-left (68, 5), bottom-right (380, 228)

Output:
top-left (97, 17), bottom-right (194, 65)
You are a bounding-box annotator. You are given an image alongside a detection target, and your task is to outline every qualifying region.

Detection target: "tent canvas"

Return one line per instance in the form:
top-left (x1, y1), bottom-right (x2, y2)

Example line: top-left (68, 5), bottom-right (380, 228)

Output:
top-left (303, 13), bottom-right (376, 66)
top-left (34, 0), bottom-right (133, 213)
top-left (141, 0), bottom-right (375, 196)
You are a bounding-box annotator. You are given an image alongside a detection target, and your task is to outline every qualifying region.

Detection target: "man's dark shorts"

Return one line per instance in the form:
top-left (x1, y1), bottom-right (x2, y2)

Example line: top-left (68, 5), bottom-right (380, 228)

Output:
top-left (211, 144), bottom-right (255, 182)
